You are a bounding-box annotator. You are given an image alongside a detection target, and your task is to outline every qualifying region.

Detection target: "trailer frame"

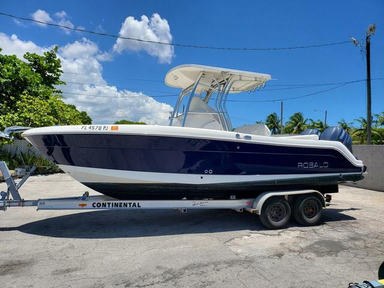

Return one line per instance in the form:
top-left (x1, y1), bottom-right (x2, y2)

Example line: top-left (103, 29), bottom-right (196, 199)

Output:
top-left (0, 161), bottom-right (329, 229)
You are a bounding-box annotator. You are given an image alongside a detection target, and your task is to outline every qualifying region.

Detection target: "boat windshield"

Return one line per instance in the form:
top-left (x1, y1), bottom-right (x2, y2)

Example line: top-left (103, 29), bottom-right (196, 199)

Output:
top-left (165, 65), bottom-right (271, 131)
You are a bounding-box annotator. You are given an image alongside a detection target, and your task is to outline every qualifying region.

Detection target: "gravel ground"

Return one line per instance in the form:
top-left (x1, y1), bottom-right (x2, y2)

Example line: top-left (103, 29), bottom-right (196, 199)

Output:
top-left (1, 174), bottom-right (384, 287)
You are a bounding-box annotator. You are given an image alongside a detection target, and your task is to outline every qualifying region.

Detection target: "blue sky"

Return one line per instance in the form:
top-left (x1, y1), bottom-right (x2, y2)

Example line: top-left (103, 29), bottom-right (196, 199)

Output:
top-left (0, 0), bottom-right (383, 127)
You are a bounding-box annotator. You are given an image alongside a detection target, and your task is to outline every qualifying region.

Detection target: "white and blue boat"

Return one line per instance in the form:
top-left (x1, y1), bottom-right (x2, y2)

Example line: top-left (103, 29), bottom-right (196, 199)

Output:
top-left (22, 65), bottom-right (365, 200)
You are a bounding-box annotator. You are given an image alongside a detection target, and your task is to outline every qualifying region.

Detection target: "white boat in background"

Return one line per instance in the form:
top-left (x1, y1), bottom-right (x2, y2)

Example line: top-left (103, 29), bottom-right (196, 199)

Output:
top-left (22, 64), bottom-right (365, 200)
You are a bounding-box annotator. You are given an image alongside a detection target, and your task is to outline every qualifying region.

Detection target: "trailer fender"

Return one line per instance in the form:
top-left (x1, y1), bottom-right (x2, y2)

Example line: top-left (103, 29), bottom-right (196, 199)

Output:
top-left (251, 189), bottom-right (325, 215)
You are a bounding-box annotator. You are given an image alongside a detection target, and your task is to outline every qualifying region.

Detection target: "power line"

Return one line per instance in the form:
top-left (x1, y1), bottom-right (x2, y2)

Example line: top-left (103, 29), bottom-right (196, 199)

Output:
top-left (0, 11), bottom-right (351, 51)
top-left (62, 70), bottom-right (384, 89)
top-left (61, 91), bottom-right (178, 98)
top-left (261, 78), bottom-right (384, 92)
top-left (268, 77), bottom-right (384, 87)
top-left (61, 84), bottom-right (345, 101)
top-left (262, 84), bottom-right (344, 92)
top-left (227, 83), bottom-right (349, 103)
top-left (60, 77), bottom-right (384, 97)
top-left (63, 71), bottom-right (164, 83)
top-left (65, 79), bottom-right (353, 94)
top-left (64, 81), bottom-right (173, 94)
top-left (254, 78), bottom-right (384, 101)
top-left (59, 77), bottom-right (384, 102)
top-left (63, 80), bottom-right (350, 94)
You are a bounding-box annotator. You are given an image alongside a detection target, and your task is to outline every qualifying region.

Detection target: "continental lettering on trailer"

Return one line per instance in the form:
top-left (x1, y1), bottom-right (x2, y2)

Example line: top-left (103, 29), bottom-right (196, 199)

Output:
top-left (297, 162), bottom-right (329, 169)
top-left (92, 202), bottom-right (142, 208)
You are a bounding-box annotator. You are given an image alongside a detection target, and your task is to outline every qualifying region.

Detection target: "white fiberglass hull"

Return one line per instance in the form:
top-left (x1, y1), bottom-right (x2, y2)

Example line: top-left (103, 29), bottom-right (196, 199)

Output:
top-left (23, 125), bottom-right (365, 200)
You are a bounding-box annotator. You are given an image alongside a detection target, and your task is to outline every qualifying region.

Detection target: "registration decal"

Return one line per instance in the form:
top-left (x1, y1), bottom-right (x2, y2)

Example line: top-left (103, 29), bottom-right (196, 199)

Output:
top-left (80, 125), bottom-right (113, 131)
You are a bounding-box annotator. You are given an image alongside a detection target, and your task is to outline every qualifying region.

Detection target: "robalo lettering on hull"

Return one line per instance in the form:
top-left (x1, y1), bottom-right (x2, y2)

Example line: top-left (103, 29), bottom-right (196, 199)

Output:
top-left (297, 162), bottom-right (329, 169)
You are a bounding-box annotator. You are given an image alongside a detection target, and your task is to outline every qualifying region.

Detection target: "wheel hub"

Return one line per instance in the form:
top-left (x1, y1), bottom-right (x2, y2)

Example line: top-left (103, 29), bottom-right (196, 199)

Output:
top-left (270, 203), bottom-right (286, 222)
top-left (303, 200), bottom-right (318, 219)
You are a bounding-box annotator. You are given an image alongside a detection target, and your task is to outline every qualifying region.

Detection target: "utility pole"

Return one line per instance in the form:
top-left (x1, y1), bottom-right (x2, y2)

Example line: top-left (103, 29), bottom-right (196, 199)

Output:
top-left (314, 109), bottom-right (327, 128)
top-left (350, 24), bottom-right (376, 145)
top-left (324, 110), bottom-right (327, 128)
top-left (280, 101), bottom-right (283, 134)
top-left (366, 34), bottom-right (372, 145)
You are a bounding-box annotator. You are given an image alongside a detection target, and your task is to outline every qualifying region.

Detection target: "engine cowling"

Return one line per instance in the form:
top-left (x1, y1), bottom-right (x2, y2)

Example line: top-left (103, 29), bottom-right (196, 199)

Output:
top-left (320, 126), bottom-right (353, 152)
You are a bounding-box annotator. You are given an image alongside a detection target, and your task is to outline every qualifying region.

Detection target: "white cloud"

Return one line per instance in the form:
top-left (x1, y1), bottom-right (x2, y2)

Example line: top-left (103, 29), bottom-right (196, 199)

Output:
top-left (60, 38), bottom-right (100, 59)
top-left (14, 19), bottom-right (27, 27)
top-left (113, 13), bottom-right (174, 64)
top-left (55, 11), bottom-right (67, 18)
top-left (95, 24), bottom-right (106, 33)
top-left (60, 38), bottom-right (113, 62)
top-left (96, 51), bottom-right (113, 62)
top-left (30, 9), bottom-right (75, 35)
top-left (0, 33), bottom-right (47, 58)
top-left (31, 9), bottom-right (53, 26)
top-left (0, 33), bottom-right (173, 125)
top-left (57, 18), bottom-right (75, 35)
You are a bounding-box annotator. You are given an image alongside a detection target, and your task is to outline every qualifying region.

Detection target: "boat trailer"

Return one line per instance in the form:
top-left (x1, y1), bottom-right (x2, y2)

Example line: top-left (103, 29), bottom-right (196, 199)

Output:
top-left (0, 161), bottom-right (330, 229)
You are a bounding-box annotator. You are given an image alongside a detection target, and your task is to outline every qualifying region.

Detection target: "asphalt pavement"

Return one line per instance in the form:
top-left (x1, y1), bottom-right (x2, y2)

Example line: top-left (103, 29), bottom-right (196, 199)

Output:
top-left (1, 174), bottom-right (384, 287)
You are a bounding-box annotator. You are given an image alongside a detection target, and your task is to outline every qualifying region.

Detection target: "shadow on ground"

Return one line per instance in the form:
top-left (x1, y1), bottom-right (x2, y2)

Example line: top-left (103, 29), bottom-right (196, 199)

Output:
top-left (0, 208), bottom-right (357, 239)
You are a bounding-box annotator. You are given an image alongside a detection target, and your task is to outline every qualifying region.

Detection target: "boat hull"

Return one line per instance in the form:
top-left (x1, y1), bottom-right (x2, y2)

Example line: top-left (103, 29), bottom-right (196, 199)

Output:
top-left (60, 165), bottom-right (362, 199)
top-left (23, 126), bottom-right (364, 200)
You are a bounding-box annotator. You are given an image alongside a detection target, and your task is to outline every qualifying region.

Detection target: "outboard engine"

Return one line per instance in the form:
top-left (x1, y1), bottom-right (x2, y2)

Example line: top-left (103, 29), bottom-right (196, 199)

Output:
top-left (320, 126), bottom-right (353, 152)
top-left (301, 128), bottom-right (321, 136)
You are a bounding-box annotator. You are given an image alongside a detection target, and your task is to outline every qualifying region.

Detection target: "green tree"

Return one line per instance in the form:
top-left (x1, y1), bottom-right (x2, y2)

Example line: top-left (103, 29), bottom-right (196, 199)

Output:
top-left (337, 119), bottom-right (354, 134)
top-left (0, 47), bottom-right (92, 131)
top-left (0, 47), bottom-right (63, 109)
top-left (352, 117), bottom-right (382, 144)
top-left (374, 112), bottom-right (384, 127)
top-left (265, 113), bottom-right (281, 134)
top-left (114, 120), bottom-right (146, 125)
top-left (307, 119), bottom-right (327, 132)
top-left (0, 94), bottom-right (92, 128)
top-left (79, 111), bottom-right (93, 125)
top-left (284, 112), bottom-right (308, 134)
top-left (24, 47), bottom-right (65, 92)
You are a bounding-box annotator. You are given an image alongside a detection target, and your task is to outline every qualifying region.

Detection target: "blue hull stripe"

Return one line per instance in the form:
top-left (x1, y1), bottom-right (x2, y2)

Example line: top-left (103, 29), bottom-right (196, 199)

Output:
top-left (27, 134), bottom-right (362, 175)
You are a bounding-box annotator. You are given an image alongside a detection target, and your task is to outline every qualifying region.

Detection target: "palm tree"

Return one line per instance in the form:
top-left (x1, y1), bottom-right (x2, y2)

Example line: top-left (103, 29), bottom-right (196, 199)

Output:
top-left (374, 112), bottom-right (384, 127)
top-left (352, 117), bottom-right (382, 144)
top-left (284, 112), bottom-right (308, 134)
top-left (352, 117), bottom-right (368, 144)
top-left (265, 113), bottom-right (281, 134)
top-left (337, 119), bottom-right (354, 134)
top-left (308, 119), bottom-right (327, 132)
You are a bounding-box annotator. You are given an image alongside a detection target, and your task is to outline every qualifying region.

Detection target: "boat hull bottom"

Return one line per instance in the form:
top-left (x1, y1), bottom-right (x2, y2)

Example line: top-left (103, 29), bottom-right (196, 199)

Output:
top-left (82, 182), bottom-right (342, 200)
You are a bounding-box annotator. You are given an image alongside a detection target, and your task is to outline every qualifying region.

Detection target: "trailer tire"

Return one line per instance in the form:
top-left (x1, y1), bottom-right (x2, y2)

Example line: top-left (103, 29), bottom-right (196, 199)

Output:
top-left (259, 197), bottom-right (291, 229)
top-left (293, 195), bottom-right (323, 226)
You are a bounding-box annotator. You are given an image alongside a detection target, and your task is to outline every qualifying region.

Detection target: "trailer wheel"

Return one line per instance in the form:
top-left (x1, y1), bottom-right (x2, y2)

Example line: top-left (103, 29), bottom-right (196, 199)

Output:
top-left (259, 197), bottom-right (291, 229)
top-left (293, 195), bottom-right (323, 226)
